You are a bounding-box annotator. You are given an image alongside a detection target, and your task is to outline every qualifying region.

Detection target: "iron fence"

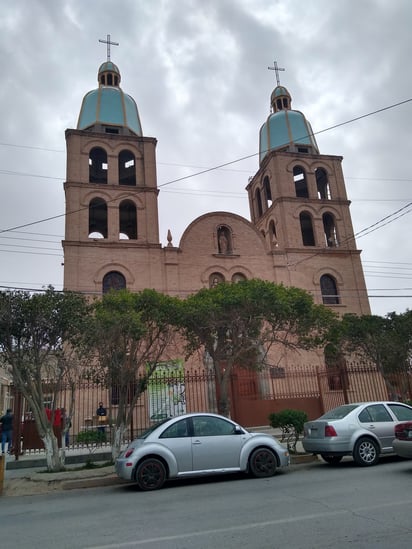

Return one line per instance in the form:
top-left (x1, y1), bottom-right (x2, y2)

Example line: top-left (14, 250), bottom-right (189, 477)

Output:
top-left (11, 363), bottom-right (412, 454)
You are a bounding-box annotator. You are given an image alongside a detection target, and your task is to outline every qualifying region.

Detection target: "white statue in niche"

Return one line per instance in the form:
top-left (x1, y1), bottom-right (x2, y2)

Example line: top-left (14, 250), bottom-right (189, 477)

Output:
top-left (218, 228), bottom-right (231, 254)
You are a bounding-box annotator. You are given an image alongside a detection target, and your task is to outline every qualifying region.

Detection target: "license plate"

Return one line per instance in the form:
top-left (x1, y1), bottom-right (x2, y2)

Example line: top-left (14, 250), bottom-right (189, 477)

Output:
top-left (407, 430), bottom-right (412, 438)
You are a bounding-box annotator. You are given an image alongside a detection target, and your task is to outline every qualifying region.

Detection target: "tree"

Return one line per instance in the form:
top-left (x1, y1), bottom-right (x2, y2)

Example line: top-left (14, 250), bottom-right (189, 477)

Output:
top-left (336, 311), bottom-right (412, 398)
top-left (0, 288), bottom-right (88, 472)
top-left (79, 289), bottom-right (180, 459)
top-left (177, 279), bottom-right (334, 417)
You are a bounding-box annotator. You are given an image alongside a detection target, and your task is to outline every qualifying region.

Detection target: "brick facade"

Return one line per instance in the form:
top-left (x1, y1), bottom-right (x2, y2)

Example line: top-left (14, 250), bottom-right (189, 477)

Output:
top-left (63, 62), bottom-right (370, 360)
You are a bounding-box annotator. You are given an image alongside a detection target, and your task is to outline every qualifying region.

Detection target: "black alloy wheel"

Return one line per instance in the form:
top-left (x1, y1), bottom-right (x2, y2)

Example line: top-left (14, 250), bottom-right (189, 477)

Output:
top-left (249, 448), bottom-right (277, 477)
top-left (135, 458), bottom-right (167, 490)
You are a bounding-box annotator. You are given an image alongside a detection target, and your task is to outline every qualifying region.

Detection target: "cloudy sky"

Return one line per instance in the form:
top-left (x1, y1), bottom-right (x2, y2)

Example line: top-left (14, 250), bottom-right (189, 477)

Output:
top-left (1, 0), bottom-right (412, 317)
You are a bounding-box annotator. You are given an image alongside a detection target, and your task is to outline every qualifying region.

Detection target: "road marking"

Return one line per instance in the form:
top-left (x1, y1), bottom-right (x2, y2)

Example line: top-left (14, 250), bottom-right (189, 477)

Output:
top-left (86, 498), bottom-right (412, 549)
top-left (85, 510), bottom-right (347, 548)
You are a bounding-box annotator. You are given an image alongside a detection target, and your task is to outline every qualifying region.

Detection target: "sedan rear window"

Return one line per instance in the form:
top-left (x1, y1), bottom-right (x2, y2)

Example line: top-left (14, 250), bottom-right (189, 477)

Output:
top-left (388, 404), bottom-right (412, 421)
top-left (320, 404), bottom-right (359, 420)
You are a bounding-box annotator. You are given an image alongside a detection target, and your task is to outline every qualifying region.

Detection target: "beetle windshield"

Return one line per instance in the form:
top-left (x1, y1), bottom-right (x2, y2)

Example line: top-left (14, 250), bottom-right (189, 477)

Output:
top-left (138, 419), bottom-right (170, 439)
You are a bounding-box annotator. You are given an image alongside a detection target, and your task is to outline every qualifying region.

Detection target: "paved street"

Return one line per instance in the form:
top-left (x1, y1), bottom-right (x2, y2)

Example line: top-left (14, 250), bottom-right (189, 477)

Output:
top-left (1, 456), bottom-right (412, 549)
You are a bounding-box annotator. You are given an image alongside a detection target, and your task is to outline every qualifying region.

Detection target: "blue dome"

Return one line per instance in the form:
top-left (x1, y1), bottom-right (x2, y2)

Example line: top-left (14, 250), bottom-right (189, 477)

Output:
top-left (77, 62), bottom-right (142, 136)
top-left (98, 61), bottom-right (120, 77)
top-left (259, 85), bottom-right (318, 164)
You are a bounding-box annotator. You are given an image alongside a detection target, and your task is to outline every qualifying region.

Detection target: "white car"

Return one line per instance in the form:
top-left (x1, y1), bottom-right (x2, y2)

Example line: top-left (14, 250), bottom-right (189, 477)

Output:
top-left (115, 412), bottom-right (290, 490)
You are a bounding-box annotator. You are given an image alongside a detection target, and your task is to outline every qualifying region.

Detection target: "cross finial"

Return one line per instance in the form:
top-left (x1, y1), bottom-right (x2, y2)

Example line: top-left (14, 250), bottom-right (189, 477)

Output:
top-left (99, 34), bottom-right (119, 61)
top-left (268, 61), bottom-right (285, 86)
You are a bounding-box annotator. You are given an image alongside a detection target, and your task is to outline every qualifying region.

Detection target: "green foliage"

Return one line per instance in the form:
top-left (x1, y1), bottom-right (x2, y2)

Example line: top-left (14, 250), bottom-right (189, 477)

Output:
top-left (0, 288), bottom-right (89, 472)
top-left (76, 430), bottom-right (107, 444)
top-left (180, 279), bottom-right (335, 359)
top-left (335, 311), bottom-right (412, 377)
top-left (0, 287), bottom-right (88, 381)
top-left (268, 409), bottom-right (308, 453)
top-left (177, 279), bottom-right (334, 416)
top-left (79, 289), bottom-right (181, 458)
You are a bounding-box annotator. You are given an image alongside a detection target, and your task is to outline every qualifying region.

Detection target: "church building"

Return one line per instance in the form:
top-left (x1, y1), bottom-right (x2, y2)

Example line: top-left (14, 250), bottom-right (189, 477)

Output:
top-left (62, 54), bottom-right (370, 356)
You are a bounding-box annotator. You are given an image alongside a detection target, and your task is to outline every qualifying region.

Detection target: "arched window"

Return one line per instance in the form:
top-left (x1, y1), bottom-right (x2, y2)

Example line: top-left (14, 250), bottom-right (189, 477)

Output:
top-left (103, 271), bottom-right (126, 294)
top-left (119, 200), bottom-right (137, 240)
top-left (269, 220), bottom-right (278, 248)
top-left (119, 150), bottom-right (136, 186)
top-left (217, 226), bottom-right (232, 254)
top-left (89, 147), bottom-right (108, 184)
top-left (293, 166), bottom-right (309, 198)
top-left (316, 168), bottom-right (331, 199)
top-left (320, 274), bottom-right (340, 304)
top-left (323, 213), bottom-right (338, 247)
top-left (89, 198), bottom-right (108, 238)
top-left (263, 176), bottom-right (272, 208)
top-left (209, 272), bottom-right (225, 287)
top-left (255, 188), bottom-right (263, 217)
top-left (232, 273), bottom-right (246, 283)
top-left (300, 212), bottom-right (315, 246)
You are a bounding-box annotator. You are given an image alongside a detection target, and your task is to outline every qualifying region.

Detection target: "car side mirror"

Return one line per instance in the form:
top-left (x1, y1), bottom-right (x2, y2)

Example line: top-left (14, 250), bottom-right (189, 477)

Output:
top-left (234, 425), bottom-right (243, 435)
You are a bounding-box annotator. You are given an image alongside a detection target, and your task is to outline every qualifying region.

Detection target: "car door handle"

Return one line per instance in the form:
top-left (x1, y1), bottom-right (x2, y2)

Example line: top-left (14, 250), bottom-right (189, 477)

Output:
top-left (192, 440), bottom-right (202, 444)
top-left (368, 425), bottom-right (376, 429)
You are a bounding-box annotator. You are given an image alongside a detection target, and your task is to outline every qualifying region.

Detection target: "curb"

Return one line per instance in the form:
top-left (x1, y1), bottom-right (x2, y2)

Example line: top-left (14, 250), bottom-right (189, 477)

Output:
top-left (2, 453), bottom-right (319, 497)
top-left (290, 453), bottom-right (318, 464)
top-left (2, 466), bottom-right (121, 497)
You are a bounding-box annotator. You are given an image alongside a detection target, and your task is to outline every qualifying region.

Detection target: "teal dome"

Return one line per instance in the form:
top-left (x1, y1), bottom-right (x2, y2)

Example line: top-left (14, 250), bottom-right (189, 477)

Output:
top-left (259, 85), bottom-right (318, 164)
top-left (77, 62), bottom-right (142, 136)
top-left (98, 61), bottom-right (120, 77)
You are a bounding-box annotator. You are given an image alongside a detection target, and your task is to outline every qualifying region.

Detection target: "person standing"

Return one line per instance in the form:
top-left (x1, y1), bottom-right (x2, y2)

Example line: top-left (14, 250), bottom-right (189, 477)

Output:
top-left (1, 409), bottom-right (13, 454)
top-left (96, 402), bottom-right (107, 434)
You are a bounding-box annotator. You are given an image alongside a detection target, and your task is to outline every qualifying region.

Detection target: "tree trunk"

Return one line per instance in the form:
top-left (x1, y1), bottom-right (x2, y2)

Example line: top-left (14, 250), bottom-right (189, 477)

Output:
top-left (217, 372), bottom-right (231, 417)
top-left (41, 429), bottom-right (65, 472)
top-left (112, 423), bottom-right (127, 461)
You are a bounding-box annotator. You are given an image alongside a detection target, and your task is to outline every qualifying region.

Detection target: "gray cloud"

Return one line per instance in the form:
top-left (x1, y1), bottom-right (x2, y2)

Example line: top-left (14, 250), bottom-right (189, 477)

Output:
top-left (1, 0), bottom-right (412, 315)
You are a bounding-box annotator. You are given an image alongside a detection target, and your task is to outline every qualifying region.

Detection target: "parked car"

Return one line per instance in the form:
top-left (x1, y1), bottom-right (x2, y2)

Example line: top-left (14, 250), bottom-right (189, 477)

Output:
top-left (393, 421), bottom-right (412, 459)
top-left (302, 401), bottom-right (412, 466)
top-left (115, 412), bottom-right (290, 490)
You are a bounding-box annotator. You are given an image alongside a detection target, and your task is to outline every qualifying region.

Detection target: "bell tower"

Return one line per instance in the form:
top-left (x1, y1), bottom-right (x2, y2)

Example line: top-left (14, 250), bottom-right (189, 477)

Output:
top-left (63, 45), bottom-right (162, 295)
top-left (247, 69), bottom-right (370, 314)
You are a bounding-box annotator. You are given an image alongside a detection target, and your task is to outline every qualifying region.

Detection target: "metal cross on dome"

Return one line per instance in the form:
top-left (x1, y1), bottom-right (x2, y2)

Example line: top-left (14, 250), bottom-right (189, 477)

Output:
top-left (268, 61), bottom-right (285, 86)
top-left (99, 34), bottom-right (119, 61)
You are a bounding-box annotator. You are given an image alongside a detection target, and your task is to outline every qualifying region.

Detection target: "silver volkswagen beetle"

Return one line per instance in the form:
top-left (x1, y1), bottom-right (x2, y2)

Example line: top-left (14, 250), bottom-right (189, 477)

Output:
top-left (115, 412), bottom-right (290, 490)
top-left (302, 401), bottom-right (412, 466)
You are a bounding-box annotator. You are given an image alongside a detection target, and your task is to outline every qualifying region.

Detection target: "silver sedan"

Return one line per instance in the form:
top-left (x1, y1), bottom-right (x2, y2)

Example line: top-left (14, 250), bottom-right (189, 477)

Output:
top-left (302, 401), bottom-right (412, 466)
top-left (115, 412), bottom-right (290, 490)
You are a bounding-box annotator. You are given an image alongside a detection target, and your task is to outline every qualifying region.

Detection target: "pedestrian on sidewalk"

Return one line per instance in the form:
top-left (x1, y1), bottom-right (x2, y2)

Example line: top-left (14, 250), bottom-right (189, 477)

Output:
top-left (1, 408), bottom-right (14, 454)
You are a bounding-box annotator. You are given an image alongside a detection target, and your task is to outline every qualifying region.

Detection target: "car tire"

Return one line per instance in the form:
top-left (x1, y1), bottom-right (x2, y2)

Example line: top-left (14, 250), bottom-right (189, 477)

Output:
top-left (249, 448), bottom-right (277, 478)
top-left (353, 437), bottom-right (379, 466)
top-left (320, 454), bottom-right (343, 465)
top-left (135, 458), bottom-right (167, 490)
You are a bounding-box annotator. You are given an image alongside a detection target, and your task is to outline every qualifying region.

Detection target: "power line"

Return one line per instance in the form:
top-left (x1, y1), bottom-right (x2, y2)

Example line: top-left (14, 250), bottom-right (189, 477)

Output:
top-left (1, 95), bottom-right (412, 236)
top-left (1, 282), bottom-right (412, 303)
